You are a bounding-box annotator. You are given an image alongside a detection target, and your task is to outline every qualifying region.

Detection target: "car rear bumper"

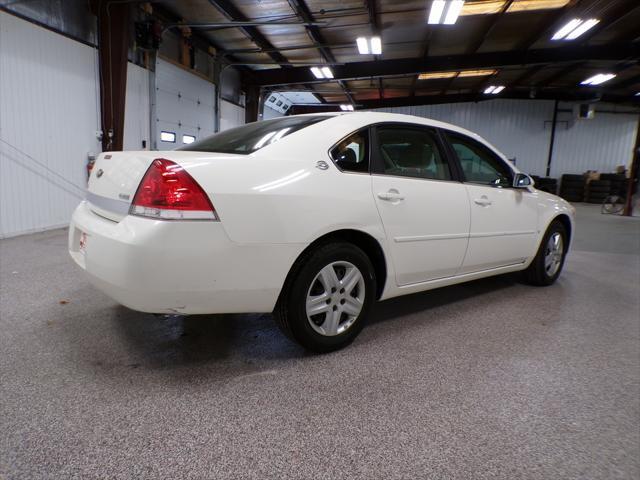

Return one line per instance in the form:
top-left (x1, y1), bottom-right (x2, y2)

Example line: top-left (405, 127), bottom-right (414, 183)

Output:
top-left (69, 201), bottom-right (301, 314)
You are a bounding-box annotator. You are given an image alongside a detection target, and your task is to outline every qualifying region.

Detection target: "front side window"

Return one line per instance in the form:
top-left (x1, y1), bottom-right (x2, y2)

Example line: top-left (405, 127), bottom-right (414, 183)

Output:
top-left (180, 115), bottom-right (333, 154)
top-left (446, 132), bottom-right (512, 187)
top-left (377, 126), bottom-right (451, 180)
top-left (330, 129), bottom-right (369, 173)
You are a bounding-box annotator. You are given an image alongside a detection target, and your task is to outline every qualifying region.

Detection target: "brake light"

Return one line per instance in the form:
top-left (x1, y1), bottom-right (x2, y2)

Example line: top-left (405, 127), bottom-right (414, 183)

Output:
top-left (130, 158), bottom-right (218, 220)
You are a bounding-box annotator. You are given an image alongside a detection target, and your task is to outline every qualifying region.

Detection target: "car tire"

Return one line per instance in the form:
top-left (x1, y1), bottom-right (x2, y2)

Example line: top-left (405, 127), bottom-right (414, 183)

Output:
top-left (273, 242), bottom-right (376, 353)
top-left (524, 220), bottom-right (568, 286)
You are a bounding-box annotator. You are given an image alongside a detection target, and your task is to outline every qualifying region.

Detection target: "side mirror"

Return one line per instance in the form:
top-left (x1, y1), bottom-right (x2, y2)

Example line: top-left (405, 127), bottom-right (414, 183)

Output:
top-left (513, 173), bottom-right (532, 188)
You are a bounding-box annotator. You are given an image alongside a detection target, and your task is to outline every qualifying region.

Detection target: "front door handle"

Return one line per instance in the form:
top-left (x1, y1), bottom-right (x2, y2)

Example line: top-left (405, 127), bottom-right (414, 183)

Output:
top-left (378, 190), bottom-right (405, 202)
top-left (474, 196), bottom-right (492, 206)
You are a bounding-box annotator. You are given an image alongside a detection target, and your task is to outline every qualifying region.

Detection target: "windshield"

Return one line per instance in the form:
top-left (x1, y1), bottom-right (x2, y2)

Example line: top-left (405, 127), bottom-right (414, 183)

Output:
top-left (179, 115), bottom-right (333, 154)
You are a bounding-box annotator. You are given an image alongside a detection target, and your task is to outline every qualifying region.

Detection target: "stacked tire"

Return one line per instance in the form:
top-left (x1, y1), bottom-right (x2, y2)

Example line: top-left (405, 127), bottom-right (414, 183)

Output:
top-left (599, 173), bottom-right (627, 196)
top-left (586, 180), bottom-right (611, 203)
top-left (559, 174), bottom-right (585, 202)
top-left (535, 177), bottom-right (558, 194)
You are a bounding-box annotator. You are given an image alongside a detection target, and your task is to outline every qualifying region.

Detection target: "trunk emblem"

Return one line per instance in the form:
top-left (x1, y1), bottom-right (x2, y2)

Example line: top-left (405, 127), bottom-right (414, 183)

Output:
top-left (316, 161), bottom-right (329, 170)
top-left (96, 169), bottom-right (104, 178)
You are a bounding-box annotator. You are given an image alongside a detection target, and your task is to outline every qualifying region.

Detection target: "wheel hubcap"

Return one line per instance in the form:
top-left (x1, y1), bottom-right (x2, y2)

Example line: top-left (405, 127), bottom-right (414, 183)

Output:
top-left (544, 232), bottom-right (564, 277)
top-left (305, 261), bottom-right (365, 336)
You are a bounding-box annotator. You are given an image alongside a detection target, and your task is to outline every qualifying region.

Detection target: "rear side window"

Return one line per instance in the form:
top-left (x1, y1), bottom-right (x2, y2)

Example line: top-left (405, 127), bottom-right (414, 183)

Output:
top-left (330, 129), bottom-right (369, 173)
top-left (377, 126), bottom-right (451, 181)
top-left (180, 116), bottom-right (332, 154)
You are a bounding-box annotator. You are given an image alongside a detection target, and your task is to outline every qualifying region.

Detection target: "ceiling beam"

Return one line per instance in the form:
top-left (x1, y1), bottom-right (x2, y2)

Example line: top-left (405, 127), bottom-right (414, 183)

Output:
top-left (286, 0), bottom-right (355, 104)
top-left (467, 0), bottom-right (515, 54)
top-left (357, 90), bottom-right (634, 110)
top-left (207, 0), bottom-right (290, 66)
top-left (250, 42), bottom-right (640, 86)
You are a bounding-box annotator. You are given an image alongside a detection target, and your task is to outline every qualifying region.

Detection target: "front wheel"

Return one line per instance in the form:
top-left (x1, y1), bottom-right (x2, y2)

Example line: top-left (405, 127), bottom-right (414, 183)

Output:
top-left (523, 220), bottom-right (568, 286)
top-left (273, 242), bottom-right (376, 353)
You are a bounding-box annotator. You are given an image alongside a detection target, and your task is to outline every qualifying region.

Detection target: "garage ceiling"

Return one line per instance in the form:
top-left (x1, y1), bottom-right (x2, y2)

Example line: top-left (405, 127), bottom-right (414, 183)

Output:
top-left (156, 0), bottom-right (640, 107)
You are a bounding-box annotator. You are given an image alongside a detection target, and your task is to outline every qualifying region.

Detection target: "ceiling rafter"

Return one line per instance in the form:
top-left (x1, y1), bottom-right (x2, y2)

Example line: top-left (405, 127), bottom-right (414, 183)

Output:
top-left (250, 42), bottom-right (640, 86)
top-left (207, 0), bottom-right (290, 66)
top-left (467, 0), bottom-right (515, 54)
top-left (286, 0), bottom-right (355, 105)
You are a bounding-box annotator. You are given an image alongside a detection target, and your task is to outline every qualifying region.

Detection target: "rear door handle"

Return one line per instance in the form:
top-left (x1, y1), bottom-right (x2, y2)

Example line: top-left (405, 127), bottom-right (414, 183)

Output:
top-left (378, 190), bottom-right (405, 202)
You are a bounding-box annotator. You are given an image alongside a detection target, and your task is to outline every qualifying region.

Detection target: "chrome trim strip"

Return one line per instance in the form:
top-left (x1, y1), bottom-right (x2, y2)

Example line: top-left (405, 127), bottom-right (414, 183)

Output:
top-left (86, 191), bottom-right (130, 216)
top-left (395, 233), bottom-right (468, 243)
top-left (394, 230), bottom-right (536, 243)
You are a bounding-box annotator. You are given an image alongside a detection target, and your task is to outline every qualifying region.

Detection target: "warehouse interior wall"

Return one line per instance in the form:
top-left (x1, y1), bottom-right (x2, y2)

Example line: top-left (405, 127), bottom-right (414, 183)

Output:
top-left (0, 11), bottom-right (100, 238)
top-left (123, 62), bottom-right (151, 151)
top-left (376, 99), bottom-right (639, 177)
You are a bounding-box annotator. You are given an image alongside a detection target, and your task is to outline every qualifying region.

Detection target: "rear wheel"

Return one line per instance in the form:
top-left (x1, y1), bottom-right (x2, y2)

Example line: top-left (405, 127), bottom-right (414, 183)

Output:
top-left (524, 220), bottom-right (568, 286)
top-left (274, 242), bottom-right (376, 353)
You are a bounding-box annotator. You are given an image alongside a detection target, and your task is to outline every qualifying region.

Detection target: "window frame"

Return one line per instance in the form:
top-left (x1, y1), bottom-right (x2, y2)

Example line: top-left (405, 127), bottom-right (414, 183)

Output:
top-left (370, 122), bottom-right (462, 183)
top-left (327, 127), bottom-right (372, 175)
top-left (441, 129), bottom-right (516, 188)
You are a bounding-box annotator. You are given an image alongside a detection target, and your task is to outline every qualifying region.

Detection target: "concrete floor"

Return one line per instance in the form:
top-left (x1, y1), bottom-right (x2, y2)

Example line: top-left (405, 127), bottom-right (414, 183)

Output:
top-left (1, 204), bottom-right (638, 479)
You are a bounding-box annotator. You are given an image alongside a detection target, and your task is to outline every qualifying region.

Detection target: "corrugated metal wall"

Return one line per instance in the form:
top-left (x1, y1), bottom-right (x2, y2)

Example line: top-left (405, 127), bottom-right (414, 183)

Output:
top-left (375, 99), bottom-right (639, 177)
top-left (0, 11), bottom-right (100, 238)
top-left (552, 109), bottom-right (639, 177)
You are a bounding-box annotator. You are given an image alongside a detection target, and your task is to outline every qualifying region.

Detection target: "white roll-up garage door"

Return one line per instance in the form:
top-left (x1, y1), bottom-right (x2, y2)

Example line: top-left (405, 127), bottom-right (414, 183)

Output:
top-left (154, 58), bottom-right (215, 149)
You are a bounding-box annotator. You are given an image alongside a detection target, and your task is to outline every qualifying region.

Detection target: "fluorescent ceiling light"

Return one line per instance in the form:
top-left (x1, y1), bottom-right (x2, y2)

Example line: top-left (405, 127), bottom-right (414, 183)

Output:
top-left (321, 67), bottom-right (334, 79)
top-left (458, 0), bottom-right (570, 17)
top-left (310, 67), bottom-right (334, 79)
top-left (310, 67), bottom-right (323, 79)
top-left (457, 69), bottom-right (497, 77)
top-left (565, 18), bottom-right (600, 40)
top-left (356, 37), bottom-right (369, 54)
top-left (552, 18), bottom-right (599, 41)
top-left (371, 36), bottom-right (382, 55)
top-left (419, 71), bottom-right (458, 80)
top-left (418, 69), bottom-right (496, 80)
top-left (428, 0), bottom-right (447, 24)
top-left (507, 0), bottom-right (571, 13)
top-left (581, 73), bottom-right (616, 86)
top-left (484, 85), bottom-right (505, 95)
top-left (551, 18), bottom-right (583, 40)
top-left (429, 0), bottom-right (464, 25)
top-left (444, 0), bottom-right (465, 24)
top-left (356, 36), bottom-right (382, 55)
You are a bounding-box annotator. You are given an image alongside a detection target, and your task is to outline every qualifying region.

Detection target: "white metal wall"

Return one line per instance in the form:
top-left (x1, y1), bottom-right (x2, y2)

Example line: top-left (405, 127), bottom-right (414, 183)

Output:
top-left (220, 100), bottom-right (245, 131)
top-left (0, 11), bottom-right (100, 238)
top-left (375, 99), bottom-right (639, 177)
top-left (552, 110), bottom-right (639, 177)
top-left (155, 58), bottom-right (215, 149)
top-left (123, 62), bottom-right (151, 151)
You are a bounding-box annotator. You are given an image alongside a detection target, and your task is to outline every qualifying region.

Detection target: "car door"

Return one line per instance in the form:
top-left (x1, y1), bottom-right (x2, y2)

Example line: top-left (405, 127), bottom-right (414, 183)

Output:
top-left (371, 124), bottom-right (470, 286)
top-left (443, 130), bottom-right (538, 274)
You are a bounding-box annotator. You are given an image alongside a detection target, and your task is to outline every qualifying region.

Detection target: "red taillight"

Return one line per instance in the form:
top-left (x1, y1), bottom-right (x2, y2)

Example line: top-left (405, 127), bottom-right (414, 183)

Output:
top-left (130, 158), bottom-right (218, 220)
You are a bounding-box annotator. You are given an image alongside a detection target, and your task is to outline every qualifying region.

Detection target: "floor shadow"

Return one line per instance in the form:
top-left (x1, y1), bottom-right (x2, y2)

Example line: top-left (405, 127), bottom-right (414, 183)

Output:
top-left (370, 272), bottom-right (521, 325)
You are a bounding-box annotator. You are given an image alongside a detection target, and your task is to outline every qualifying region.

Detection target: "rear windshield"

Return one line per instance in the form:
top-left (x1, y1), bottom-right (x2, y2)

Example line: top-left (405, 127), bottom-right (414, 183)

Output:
top-left (179, 115), bottom-right (333, 154)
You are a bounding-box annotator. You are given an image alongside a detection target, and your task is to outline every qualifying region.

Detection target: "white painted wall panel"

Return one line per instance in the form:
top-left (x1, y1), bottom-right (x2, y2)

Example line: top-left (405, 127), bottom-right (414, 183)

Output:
top-left (0, 11), bottom-right (100, 238)
top-left (155, 58), bottom-right (215, 148)
top-left (552, 112), bottom-right (638, 177)
top-left (123, 62), bottom-right (150, 151)
top-left (220, 100), bottom-right (245, 131)
top-left (374, 99), bottom-right (554, 175)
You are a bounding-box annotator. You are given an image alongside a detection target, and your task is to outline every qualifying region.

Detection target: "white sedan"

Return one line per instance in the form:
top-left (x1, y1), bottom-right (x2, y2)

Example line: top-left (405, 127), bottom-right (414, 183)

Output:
top-left (69, 112), bottom-right (575, 352)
